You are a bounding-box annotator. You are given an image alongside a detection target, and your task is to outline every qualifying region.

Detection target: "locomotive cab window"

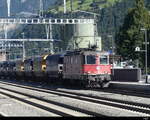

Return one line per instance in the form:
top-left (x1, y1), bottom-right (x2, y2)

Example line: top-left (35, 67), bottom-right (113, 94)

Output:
top-left (85, 55), bottom-right (96, 64)
top-left (100, 55), bottom-right (108, 65)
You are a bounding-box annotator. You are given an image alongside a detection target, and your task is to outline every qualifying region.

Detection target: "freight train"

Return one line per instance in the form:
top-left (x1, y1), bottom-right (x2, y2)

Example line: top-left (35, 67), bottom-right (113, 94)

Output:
top-left (0, 49), bottom-right (112, 88)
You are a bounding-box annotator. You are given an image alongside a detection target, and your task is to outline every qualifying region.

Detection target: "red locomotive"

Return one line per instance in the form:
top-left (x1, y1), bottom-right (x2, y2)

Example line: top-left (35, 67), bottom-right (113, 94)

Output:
top-left (63, 49), bottom-right (112, 87)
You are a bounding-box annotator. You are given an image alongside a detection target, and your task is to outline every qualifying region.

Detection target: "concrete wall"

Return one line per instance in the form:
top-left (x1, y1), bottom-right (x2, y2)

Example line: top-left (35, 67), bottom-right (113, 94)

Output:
top-left (112, 68), bottom-right (141, 82)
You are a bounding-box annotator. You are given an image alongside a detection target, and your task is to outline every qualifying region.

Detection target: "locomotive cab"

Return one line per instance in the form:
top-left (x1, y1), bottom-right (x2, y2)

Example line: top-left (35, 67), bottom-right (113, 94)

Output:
top-left (46, 53), bottom-right (65, 83)
top-left (63, 49), bottom-right (112, 88)
top-left (32, 55), bottom-right (48, 82)
top-left (82, 51), bottom-right (111, 87)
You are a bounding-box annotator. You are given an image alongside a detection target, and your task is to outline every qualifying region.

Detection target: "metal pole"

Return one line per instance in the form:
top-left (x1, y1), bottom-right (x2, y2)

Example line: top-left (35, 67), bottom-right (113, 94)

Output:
top-left (7, 0), bottom-right (11, 17)
top-left (108, 35), bottom-right (114, 76)
top-left (112, 35), bottom-right (115, 76)
top-left (4, 24), bottom-right (7, 60)
top-left (93, 13), bottom-right (99, 48)
top-left (22, 33), bottom-right (25, 61)
top-left (40, 0), bottom-right (43, 18)
top-left (70, 0), bottom-right (73, 11)
top-left (49, 24), bottom-right (54, 54)
top-left (94, 14), bottom-right (96, 46)
top-left (145, 29), bottom-right (148, 83)
top-left (64, 0), bottom-right (66, 14)
top-left (70, 0), bottom-right (73, 18)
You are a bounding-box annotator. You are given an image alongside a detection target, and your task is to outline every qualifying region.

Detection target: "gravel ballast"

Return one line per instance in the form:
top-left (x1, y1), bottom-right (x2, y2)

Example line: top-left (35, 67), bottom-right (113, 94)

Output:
top-left (0, 80), bottom-right (149, 116)
top-left (0, 94), bottom-right (59, 116)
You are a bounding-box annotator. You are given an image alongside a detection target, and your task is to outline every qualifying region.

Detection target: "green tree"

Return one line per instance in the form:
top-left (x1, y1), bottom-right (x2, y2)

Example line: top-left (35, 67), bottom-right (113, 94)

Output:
top-left (115, 0), bottom-right (150, 67)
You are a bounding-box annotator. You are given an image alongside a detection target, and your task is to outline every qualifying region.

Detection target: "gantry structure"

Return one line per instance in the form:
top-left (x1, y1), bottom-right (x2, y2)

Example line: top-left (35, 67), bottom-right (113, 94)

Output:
top-left (0, 0), bottom-right (95, 61)
top-left (0, 18), bottom-right (94, 25)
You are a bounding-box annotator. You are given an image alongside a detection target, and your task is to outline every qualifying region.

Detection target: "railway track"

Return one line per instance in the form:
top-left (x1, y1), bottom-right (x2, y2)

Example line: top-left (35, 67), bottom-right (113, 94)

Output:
top-left (100, 88), bottom-right (150, 99)
top-left (0, 87), bottom-right (95, 117)
top-left (0, 80), bottom-right (149, 116)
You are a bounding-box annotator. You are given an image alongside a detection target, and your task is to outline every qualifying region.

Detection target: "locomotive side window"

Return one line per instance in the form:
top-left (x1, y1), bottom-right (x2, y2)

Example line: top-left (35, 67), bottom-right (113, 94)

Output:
top-left (86, 55), bottom-right (96, 64)
top-left (100, 55), bottom-right (108, 65)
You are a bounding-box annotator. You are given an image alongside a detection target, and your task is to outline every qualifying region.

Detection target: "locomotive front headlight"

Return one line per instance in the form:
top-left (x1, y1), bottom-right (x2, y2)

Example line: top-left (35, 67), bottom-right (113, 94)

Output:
top-left (96, 66), bottom-right (100, 70)
top-left (104, 71), bottom-right (108, 74)
top-left (87, 71), bottom-right (91, 74)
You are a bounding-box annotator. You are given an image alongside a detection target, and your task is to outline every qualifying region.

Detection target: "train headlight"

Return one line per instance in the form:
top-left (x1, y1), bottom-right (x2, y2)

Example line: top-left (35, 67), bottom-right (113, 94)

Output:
top-left (87, 71), bottom-right (91, 74)
top-left (96, 66), bottom-right (100, 70)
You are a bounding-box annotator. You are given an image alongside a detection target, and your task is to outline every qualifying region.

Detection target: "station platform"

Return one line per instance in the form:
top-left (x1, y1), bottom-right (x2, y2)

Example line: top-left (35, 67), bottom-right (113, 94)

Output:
top-left (109, 81), bottom-right (150, 92)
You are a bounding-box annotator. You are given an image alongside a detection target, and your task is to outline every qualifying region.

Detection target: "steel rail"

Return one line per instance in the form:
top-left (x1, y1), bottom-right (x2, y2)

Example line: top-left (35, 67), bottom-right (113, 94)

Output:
top-left (0, 89), bottom-right (72, 117)
top-left (0, 85), bottom-right (101, 116)
top-left (0, 80), bottom-right (149, 116)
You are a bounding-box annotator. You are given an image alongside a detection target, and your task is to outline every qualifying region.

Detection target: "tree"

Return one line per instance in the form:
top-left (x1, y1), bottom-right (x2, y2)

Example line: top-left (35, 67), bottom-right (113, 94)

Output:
top-left (115, 0), bottom-right (150, 68)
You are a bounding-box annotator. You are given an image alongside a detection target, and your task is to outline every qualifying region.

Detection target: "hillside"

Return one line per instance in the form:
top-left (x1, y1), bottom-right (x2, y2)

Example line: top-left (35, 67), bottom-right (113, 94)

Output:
top-left (0, 0), bottom-right (57, 59)
top-left (8, 0), bottom-right (150, 59)
top-left (46, 0), bottom-right (134, 50)
top-left (49, 0), bottom-right (122, 13)
top-left (47, 0), bottom-right (150, 50)
top-left (0, 0), bottom-right (57, 38)
top-left (0, 0), bottom-right (56, 17)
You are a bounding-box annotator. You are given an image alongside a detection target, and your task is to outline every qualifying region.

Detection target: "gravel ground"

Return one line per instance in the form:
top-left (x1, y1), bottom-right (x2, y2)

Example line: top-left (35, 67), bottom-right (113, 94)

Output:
top-left (56, 88), bottom-right (150, 105)
top-left (0, 94), bottom-right (59, 117)
top-left (5, 79), bottom-right (150, 105)
top-left (0, 81), bottom-right (149, 117)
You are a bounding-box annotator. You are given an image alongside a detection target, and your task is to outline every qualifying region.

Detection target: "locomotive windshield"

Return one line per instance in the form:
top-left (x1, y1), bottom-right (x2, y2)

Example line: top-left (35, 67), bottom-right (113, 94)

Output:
top-left (100, 55), bottom-right (108, 65)
top-left (85, 55), bottom-right (96, 64)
